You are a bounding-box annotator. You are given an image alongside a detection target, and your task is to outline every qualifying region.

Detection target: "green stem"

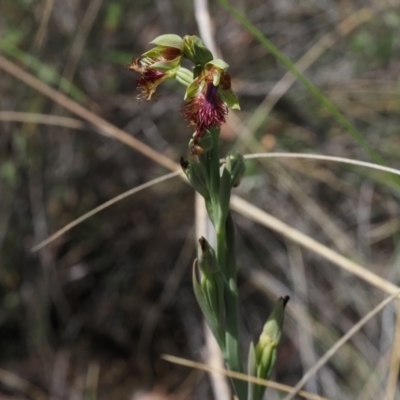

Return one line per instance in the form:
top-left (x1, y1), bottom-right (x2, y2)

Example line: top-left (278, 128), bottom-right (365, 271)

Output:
top-left (222, 212), bottom-right (247, 399)
top-left (216, 219), bottom-right (246, 398)
top-left (216, 224), bottom-right (227, 276)
top-left (198, 127), bottom-right (247, 399)
top-left (224, 283), bottom-right (247, 400)
top-left (209, 128), bottom-right (221, 220)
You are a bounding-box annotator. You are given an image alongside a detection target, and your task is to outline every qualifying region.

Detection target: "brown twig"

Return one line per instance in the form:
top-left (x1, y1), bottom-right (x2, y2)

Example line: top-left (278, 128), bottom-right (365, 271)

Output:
top-left (0, 111), bottom-right (85, 129)
top-left (162, 354), bottom-right (330, 400)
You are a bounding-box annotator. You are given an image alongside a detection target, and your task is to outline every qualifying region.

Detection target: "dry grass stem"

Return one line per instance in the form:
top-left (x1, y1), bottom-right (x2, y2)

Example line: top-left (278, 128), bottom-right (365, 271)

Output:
top-left (283, 290), bottom-right (400, 400)
top-left (161, 355), bottom-right (330, 400)
top-left (34, 0), bottom-right (55, 49)
top-left (31, 170), bottom-right (183, 252)
top-left (245, 153), bottom-right (400, 177)
top-left (61, 0), bottom-right (104, 92)
top-left (194, 0), bottom-right (221, 58)
top-left (0, 111), bottom-right (85, 129)
top-left (241, 8), bottom-right (373, 144)
top-left (230, 195), bottom-right (400, 296)
top-left (385, 301), bottom-right (400, 400)
top-left (0, 54), bottom-right (179, 172)
top-left (0, 367), bottom-right (47, 400)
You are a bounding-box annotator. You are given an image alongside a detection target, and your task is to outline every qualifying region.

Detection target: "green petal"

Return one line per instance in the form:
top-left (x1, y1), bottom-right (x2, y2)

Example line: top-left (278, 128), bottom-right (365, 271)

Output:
top-left (184, 79), bottom-right (204, 100)
top-left (150, 34), bottom-right (183, 50)
top-left (219, 88), bottom-right (241, 110)
top-left (176, 67), bottom-right (194, 87)
top-left (212, 69), bottom-right (222, 86)
top-left (141, 48), bottom-right (160, 58)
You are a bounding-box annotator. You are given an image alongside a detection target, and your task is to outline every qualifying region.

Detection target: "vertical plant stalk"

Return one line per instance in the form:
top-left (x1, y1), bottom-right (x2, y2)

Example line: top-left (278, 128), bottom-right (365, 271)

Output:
top-left (198, 127), bottom-right (247, 400)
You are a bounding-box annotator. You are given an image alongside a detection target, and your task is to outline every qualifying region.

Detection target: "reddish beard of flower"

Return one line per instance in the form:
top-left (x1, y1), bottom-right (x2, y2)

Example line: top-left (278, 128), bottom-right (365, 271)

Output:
top-left (136, 67), bottom-right (167, 100)
top-left (183, 82), bottom-right (228, 137)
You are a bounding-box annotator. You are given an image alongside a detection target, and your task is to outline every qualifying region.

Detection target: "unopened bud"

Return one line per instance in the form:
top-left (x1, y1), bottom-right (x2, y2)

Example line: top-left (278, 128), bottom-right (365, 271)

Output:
top-left (192, 259), bottom-right (226, 351)
top-left (197, 237), bottom-right (219, 276)
top-left (258, 296), bottom-right (289, 348)
top-left (254, 296), bottom-right (289, 400)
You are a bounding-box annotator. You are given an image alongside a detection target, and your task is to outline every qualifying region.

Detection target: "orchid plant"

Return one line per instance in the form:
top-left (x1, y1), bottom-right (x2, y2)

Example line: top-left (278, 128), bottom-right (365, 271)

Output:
top-left (128, 34), bottom-right (289, 400)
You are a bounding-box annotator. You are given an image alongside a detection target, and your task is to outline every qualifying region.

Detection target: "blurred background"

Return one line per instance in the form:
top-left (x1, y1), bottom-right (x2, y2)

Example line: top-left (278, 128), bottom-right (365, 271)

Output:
top-left (1, 0), bottom-right (400, 399)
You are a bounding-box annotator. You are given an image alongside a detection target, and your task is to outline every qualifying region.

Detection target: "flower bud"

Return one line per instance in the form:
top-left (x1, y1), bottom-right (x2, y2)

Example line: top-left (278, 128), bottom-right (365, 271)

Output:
top-left (258, 296), bottom-right (289, 348)
top-left (192, 260), bottom-right (226, 351)
top-left (182, 35), bottom-right (213, 67)
top-left (197, 237), bottom-right (219, 276)
top-left (253, 296), bottom-right (289, 400)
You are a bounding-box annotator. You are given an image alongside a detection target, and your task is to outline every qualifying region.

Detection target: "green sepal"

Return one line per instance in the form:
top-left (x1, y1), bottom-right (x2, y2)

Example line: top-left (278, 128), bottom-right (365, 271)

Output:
top-left (150, 34), bottom-right (183, 50)
top-left (206, 59), bottom-right (229, 71)
top-left (219, 88), bottom-right (241, 110)
top-left (184, 78), bottom-right (205, 100)
top-left (183, 35), bottom-right (213, 66)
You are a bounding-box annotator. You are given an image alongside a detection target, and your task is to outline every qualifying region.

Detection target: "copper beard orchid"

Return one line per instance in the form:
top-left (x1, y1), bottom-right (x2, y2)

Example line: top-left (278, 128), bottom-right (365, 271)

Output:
top-left (183, 69), bottom-right (230, 137)
top-left (128, 34), bottom-right (240, 137)
top-left (183, 60), bottom-right (240, 138)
